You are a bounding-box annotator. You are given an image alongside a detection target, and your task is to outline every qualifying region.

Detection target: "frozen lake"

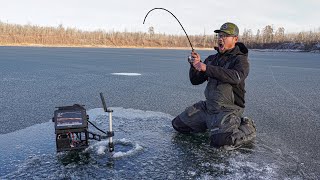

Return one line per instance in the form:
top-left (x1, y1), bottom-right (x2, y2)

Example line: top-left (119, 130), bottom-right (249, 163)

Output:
top-left (0, 47), bottom-right (319, 179)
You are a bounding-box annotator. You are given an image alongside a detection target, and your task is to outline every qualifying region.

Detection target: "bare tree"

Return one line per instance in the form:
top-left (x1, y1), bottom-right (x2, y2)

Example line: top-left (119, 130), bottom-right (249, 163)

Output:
top-left (242, 29), bottom-right (253, 46)
top-left (274, 27), bottom-right (285, 43)
top-left (262, 25), bottom-right (273, 43)
top-left (148, 26), bottom-right (154, 36)
top-left (255, 29), bottom-right (261, 44)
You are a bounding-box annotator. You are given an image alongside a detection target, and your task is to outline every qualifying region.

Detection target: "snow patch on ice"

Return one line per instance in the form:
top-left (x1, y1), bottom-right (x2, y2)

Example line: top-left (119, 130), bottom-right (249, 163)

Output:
top-left (112, 139), bottom-right (143, 158)
top-left (86, 138), bottom-right (143, 158)
top-left (97, 145), bottom-right (107, 155)
top-left (111, 73), bottom-right (141, 76)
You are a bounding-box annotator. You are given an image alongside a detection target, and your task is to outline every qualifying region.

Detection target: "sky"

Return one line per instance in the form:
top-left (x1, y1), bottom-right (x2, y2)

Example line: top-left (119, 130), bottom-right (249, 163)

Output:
top-left (0, 0), bottom-right (319, 35)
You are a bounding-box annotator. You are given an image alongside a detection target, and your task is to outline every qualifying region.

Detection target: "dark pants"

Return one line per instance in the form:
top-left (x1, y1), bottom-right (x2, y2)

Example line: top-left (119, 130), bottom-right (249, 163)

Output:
top-left (172, 101), bottom-right (256, 148)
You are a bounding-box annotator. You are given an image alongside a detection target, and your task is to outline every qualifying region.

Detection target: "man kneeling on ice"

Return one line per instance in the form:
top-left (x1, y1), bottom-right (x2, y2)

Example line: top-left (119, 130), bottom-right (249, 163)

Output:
top-left (172, 22), bottom-right (256, 149)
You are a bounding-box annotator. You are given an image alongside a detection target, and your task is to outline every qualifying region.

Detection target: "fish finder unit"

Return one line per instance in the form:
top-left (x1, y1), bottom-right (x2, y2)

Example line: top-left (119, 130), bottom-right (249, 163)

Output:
top-left (52, 93), bottom-right (114, 152)
top-left (53, 104), bottom-right (89, 152)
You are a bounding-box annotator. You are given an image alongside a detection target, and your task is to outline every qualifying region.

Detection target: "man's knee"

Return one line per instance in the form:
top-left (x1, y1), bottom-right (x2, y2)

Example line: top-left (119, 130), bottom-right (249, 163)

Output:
top-left (209, 114), bottom-right (239, 147)
top-left (172, 116), bottom-right (193, 134)
top-left (210, 116), bottom-right (256, 148)
top-left (210, 131), bottom-right (233, 147)
top-left (233, 117), bottom-right (256, 146)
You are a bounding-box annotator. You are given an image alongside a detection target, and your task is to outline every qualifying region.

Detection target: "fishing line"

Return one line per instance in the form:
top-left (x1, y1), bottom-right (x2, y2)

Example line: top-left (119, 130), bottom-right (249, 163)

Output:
top-left (143, 8), bottom-right (194, 51)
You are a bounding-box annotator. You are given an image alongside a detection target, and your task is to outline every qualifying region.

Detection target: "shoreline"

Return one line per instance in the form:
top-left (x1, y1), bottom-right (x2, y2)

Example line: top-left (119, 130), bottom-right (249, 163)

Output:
top-left (1, 44), bottom-right (319, 53)
top-left (250, 49), bottom-right (320, 53)
top-left (0, 43), bottom-right (213, 51)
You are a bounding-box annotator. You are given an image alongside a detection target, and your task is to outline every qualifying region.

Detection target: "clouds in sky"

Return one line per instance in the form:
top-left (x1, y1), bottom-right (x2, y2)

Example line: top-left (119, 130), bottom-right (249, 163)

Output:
top-left (0, 0), bottom-right (319, 35)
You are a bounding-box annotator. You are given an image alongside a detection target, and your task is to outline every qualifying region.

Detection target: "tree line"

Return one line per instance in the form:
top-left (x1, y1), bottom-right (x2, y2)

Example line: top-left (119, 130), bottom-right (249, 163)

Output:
top-left (0, 21), bottom-right (319, 51)
top-left (241, 25), bottom-right (320, 50)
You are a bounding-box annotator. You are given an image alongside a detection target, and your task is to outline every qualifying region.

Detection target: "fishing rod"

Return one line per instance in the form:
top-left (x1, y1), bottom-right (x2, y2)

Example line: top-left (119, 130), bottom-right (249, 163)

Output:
top-left (143, 8), bottom-right (194, 51)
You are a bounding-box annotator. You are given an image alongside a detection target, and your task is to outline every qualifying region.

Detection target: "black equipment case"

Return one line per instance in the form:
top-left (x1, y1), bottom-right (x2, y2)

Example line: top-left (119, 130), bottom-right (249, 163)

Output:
top-left (52, 104), bottom-right (89, 152)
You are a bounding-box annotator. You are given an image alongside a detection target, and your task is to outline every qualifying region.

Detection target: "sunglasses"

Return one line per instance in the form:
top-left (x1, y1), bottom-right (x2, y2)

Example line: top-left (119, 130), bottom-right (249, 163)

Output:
top-left (217, 33), bottom-right (236, 39)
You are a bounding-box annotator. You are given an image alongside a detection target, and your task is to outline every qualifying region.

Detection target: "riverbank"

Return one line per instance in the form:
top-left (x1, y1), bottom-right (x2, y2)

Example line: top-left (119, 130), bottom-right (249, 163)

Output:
top-left (1, 43), bottom-right (319, 53)
top-left (250, 49), bottom-right (320, 53)
top-left (248, 42), bottom-right (320, 53)
top-left (0, 43), bottom-right (213, 51)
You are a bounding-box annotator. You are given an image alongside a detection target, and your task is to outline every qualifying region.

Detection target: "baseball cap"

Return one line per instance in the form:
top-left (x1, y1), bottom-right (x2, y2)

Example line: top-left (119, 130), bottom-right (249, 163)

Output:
top-left (214, 22), bottom-right (239, 36)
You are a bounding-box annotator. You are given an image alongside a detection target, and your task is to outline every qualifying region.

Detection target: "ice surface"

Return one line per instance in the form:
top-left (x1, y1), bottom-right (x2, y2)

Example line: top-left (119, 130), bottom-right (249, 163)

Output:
top-left (1, 47), bottom-right (319, 178)
top-left (87, 107), bottom-right (173, 121)
top-left (1, 107), bottom-right (309, 179)
top-left (1, 47), bottom-right (319, 179)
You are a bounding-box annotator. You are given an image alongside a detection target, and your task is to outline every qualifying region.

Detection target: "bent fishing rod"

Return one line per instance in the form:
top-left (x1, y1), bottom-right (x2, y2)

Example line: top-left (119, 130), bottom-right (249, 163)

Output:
top-left (143, 8), bottom-right (194, 51)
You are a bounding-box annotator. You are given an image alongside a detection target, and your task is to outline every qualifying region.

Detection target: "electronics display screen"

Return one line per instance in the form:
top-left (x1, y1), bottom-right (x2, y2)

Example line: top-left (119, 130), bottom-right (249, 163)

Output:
top-left (56, 111), bottom-right (84, 127)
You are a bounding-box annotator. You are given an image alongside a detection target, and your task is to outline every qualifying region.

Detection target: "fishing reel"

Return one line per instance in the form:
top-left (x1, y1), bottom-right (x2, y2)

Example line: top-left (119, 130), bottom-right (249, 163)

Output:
top-left (52, 93), bottom-right (114, 152)
top-left (188, 56), bottom-right (195, 64)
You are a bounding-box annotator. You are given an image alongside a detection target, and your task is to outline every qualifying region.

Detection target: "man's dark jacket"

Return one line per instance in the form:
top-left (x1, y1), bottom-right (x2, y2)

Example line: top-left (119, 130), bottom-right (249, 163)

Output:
top-left (189, 42), bottom-right (249, 108)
